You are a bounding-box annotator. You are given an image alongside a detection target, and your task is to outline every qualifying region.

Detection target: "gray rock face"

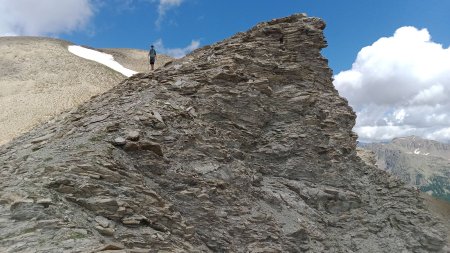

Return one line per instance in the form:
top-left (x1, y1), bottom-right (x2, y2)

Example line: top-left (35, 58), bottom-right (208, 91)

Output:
top-left (0, 14), bottom-right (447, 252)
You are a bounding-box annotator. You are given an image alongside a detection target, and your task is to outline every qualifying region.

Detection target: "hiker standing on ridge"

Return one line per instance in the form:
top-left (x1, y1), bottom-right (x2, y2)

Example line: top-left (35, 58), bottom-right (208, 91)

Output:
top-left (148, 45), bottom-right (157, 71)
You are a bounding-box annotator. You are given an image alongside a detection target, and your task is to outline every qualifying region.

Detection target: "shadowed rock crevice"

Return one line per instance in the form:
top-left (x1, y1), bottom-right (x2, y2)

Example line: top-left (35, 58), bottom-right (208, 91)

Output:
top-left (0, 14), bottom-right (447, 252)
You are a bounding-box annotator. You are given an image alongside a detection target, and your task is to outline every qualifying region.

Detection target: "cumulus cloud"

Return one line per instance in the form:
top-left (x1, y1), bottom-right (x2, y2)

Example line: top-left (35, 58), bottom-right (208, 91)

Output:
top-left (334, 26), bottom-right (450, 143)
top-left (153, 39), bottom-right (200, 58)
top-left (0, 0), bottom-right (94, 36)
top-left (155, 0), bottom-right (184, 28)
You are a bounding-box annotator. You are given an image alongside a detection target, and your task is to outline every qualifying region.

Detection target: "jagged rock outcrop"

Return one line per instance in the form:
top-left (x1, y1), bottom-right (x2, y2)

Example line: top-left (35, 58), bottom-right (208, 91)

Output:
top-left (0, 14), bottom-right (447, 252)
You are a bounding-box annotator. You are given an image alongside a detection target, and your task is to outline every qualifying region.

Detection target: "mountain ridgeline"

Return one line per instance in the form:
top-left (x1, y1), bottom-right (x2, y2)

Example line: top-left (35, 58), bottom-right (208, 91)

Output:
top-left (0, 14), bottom-right (447, 252)
top-left (360, 136), bottom-right (450, 202)
top-left (0, 37), bottom-right (173, 146)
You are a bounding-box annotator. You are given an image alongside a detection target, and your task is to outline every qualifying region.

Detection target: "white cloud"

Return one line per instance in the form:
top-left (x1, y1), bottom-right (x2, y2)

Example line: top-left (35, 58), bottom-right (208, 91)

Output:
top-left (153, 39), bottom-right (200, 58)
top-left (0, 0), bottom-right (94, 36)
top-left (155, 0), bottom-right (184, 28)
top-left (334, 26), bottom-right (450, 143)
top-left (112, 0), bottom-right (135, 12)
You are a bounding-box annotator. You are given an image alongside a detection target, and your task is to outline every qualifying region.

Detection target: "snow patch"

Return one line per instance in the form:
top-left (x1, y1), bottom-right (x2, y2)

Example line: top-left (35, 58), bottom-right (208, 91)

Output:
top-left (68, 45), bottom-right (137, 77)
top-left (414, 148), bottom-right (420, 154)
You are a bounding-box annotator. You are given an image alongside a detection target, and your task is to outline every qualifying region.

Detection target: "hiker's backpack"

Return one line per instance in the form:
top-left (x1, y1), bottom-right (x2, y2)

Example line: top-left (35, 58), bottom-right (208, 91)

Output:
top-left (149, 49), bottom-right (156, 58)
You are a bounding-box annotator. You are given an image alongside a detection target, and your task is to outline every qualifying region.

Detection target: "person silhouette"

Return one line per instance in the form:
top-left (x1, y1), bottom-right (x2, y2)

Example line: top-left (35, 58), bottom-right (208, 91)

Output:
top-left (148, 45), bottom-right (157, 71)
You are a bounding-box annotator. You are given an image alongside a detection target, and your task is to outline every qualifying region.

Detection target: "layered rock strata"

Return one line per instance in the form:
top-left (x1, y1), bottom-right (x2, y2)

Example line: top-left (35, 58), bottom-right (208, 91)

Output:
top-left (0, 14), bottom-right (447, 252)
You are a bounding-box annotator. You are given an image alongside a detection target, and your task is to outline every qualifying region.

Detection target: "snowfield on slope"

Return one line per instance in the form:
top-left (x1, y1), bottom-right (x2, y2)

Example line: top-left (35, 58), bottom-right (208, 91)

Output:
top-left (68, 45), bottom-right (137, 77)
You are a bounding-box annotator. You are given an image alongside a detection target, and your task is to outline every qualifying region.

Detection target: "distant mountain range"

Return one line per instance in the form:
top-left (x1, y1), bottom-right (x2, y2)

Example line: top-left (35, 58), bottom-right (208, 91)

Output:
top-left (360, 136), bottom-right (450, 201)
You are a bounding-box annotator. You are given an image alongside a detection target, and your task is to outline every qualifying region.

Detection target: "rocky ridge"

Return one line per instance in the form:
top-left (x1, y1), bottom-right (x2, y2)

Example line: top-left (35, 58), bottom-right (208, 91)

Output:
top-left (0, 14), bottom-right (447, 252)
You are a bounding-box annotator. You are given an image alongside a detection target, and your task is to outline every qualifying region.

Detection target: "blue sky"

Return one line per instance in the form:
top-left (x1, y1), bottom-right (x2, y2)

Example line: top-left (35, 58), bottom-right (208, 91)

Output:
top-left (1, 0), bottom-right (448, 73)
top-left (1, 0), bottom-right (450, 142)
top-left (56, 0), bottom-right (450, 74)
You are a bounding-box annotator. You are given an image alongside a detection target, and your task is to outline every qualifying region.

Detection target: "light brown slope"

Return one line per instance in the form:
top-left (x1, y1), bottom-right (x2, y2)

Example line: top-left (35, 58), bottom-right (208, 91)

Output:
top-left (100, 48), bottom-right (173, 73)
top-left (0, 37), bottom-right (171, 146)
